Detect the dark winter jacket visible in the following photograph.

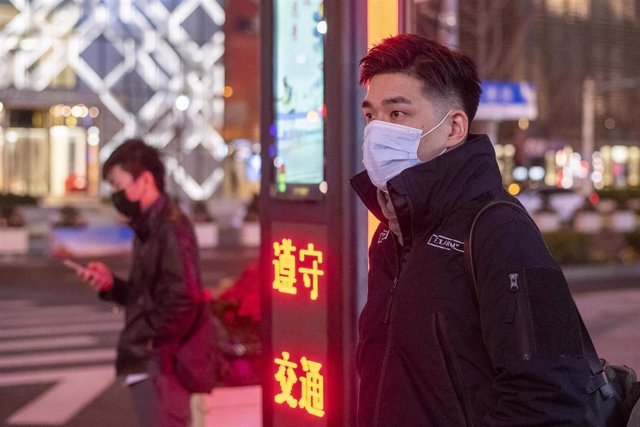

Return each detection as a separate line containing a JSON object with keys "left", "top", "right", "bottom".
{"left": 350, "top": 134, "right": 594, "bottom": 426}
{"left": 99, "top": 194, "right": 203, "bottom": 376}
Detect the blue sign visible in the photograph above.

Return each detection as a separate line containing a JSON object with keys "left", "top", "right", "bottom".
{"left": 50, "top": 225, "right": 133, "bottom": 257}
{"left": 476, "top": 81, "right": 538, "bottom": 121}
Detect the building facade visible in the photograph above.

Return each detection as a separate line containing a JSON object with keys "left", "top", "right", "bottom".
{"left": 0, "top": 0, "right": 260, "bottom": 203}
{"left": 412, "top": 0, "right": 640, "bottom": 190}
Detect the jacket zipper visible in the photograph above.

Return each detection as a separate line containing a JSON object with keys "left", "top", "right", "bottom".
{"left": 507, "top": 272, "right": 535, "bottom": 360}
{"left": 373, "top": 235, "right": 403, "bottom": 426}
{"left": 505, "top": 273, "right": 519, "bottom": 324}
{"left": 384, "top": 277, "right": 399, "bottom": 324}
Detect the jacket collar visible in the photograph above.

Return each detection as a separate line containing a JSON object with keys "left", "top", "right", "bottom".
{"left": 388, "top": 133, "right": 503, "bottom": 227}
{"left": 129, "top": 194, "right": 169, "bottom": 241}
{"left": 351, "top": 134, "right": 503, "bottom": 239}
{"left": 350, "top": 170, "right": 388, "bottom": 226}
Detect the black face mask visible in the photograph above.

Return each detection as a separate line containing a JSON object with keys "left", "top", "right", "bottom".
{"left": 111, "top": 189, "right": 141, "bottom": 218}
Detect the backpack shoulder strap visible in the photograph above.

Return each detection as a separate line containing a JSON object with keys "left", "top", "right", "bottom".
{"left": 463, "top": 199, "right": 615, "bottom": 399}
{"left": 463, "top": 200, "right": 526, "bottom": 301}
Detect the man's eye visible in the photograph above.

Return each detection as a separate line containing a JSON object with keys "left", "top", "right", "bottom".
{"left": 363, "top": 112, "right": 374, "bottom": 122}
{"left": 390, "top": 111, "right": 404, "bottom": 119}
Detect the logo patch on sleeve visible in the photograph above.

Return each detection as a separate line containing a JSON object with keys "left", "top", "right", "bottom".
{"left": 427, "top": 234, "right": 464, "bottom": 253}
{"left": 377, "top": 229, "right": 391, "bottom": 244}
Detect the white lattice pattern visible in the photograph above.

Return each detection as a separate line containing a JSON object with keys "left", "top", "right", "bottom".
{"left": 0, "top": 0, "right": 226, "bottom": 200}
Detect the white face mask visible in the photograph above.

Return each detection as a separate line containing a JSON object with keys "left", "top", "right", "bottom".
{"left": 362, "top": 110, "right": 452, "bottom": 191}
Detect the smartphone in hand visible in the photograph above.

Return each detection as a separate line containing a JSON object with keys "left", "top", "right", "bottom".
{"left": 62, "top": 259, "right": 92, "bottom": 276}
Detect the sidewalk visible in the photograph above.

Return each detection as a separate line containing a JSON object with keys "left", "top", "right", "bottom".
{"left": 563, "top": 262, "right": 640, "bottom": 293}
{"left": 192, "top": 386, "right": 262, "bottom": 427}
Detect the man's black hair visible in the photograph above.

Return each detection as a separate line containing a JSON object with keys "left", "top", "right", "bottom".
{"left": 360, "top": 33, "right": 482, "bottom": 122}
{"left": 102, "top": 138, "right": 166, "bottom": 194}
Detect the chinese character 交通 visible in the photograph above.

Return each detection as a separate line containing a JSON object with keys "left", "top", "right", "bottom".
{"left": 299, "top": 356, "right": 325, "bottom": 417}
{"left": 274, "top": 351, "right": 299, "bottom": 408}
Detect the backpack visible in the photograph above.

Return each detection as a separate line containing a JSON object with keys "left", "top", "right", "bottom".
{"left": 464, "top": 200, "right": 640, "bottom": 427}
{"left": 173, "top": 302, "right": 219, "bottom": 393}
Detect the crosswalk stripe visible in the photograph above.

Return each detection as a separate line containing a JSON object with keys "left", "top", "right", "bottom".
{"left": 0, "top": 299, "right": 125, "bottom": 425}
{"left": 1, "top": 365, "right": 116, "bottom": 425}
{"left": 0, "top": 312, "right": 123, "bottom": 327}
{"left": 0, "top": 365, "right": 114, "bottom": 386}
{"left": 0, "top": 335, "right": 99, "bottom": 353}
{"left": 0, "top": 299, "right": 35, "bottom": 309}
{"left": 0, "top": 348, "right": 116, "bottom": 368}
{"left": 0, "top": 305, "right": 107, "bottom": 320}
{"left": 0, "top": 322, "right": 123, "bottom": 339}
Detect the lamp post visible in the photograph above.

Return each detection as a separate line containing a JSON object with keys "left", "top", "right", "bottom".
{"left": 581, "top": 78, "right": 595, "bottom": 196}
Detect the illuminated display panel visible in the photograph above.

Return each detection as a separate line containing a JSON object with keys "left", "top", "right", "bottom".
{"left": 273, "top": 0, "right": 326, "bottom": 199}
{"left": 367, "top": 0, "right": 399, "bottom": 48}
{"left": 271, "top": 222, "right": 328, "bottom": 426}
{"left": 366, "top": 0, "right": 399, "bottom": 244}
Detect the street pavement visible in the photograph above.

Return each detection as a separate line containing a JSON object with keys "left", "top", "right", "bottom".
{"left": 1, "top": 246, "right": 639, "bottom": 426}
{"left": 0, "top": 244, "right": 260, "bottom": 427}
{"left": 574, "top": 288, "right": 640, "bottom": 370}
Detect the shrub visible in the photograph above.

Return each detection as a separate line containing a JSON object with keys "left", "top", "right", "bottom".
{"left": 597, "top": 188, "right": 639, "bottom": 207}
{"left": 625, "top": 230, "right": 640, "bottom": 258}
{"left": 0, "top": 193, "right": 38, "bottom": 207}
{"left": 543, "top": 230, "right": 591, "bottom": 265}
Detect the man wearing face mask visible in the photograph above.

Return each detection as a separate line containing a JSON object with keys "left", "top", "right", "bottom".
{"left": 350, "top": 34, "right": 596, "bottom": 426}
{"left": 78, "top": 138, "right": 203, "bottom": 426}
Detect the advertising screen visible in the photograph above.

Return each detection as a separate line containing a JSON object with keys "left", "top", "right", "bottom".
{"left": 273, "top": 0, "right": 325, "bottom": 199}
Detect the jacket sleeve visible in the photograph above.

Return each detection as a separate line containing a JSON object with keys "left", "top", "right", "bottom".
{"left": 145, "top": 221, "right": 201, "bottom": 342}
{"left": 472, "top": 211, "right": 592, "bottom": 426}
{"left": 99, "top": 276, "right": 128, "bottom": 306}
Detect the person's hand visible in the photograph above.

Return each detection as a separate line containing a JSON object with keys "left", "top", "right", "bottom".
{"left": 79, "top": 261, "right": 114, "bottom": 292}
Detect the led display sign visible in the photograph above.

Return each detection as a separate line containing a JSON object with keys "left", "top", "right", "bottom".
{"left": 270, "top": 222, "right": 328, "bottom": 426}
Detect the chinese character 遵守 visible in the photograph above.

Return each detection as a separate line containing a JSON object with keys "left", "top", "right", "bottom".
{"left": 298, "top": 243, "right": 324, "bottom": 301}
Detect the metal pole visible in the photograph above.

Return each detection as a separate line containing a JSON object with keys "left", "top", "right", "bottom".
{"left": 581, "top": 78, "right": 595, "bottom": 196}
{"left": 438, "top": 0, "right": 459, "bottom": 48}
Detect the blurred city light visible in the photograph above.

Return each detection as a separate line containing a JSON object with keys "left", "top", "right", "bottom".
{"left": 529, "top": 166, "right": 545, "bottom": 182}
{"left": 513, "top": 166, "right": 528, "bottom": 181}
{"left": 507, "top": 183, "right": 521, "bottom": 195}
{"left": 316, "top": 20, "right": 327, "bottom": 35}
{"left": 175, "top": 95, "right": 190, "bottom": 112}
{"left": 518, "top": 117, "right": 530, "bottom": 130}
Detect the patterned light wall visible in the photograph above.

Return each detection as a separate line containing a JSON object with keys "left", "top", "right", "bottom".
{"left": 0, "top": 0, "right": 226, "bottom": 200}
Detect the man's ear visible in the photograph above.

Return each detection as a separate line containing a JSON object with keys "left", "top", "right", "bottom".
{"left": 140, "top": 170, "right": 157, "bottom": 191}
{"left": 446, "top": 109, "right": 469, "bottom": 148}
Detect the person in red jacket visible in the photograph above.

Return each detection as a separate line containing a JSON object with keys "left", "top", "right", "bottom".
{"left": 78, "top": 139, "right": 204, "bottom": 426}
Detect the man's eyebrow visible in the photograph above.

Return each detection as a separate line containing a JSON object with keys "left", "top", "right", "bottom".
{"left": 382, "top": 96, "right": 412, "bottom": 105}
{"left": 361, "top": 96, "right": 413, "bottom": 109}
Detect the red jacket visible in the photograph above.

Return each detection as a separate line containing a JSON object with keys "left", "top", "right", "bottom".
{"left": 100, "top": 195, "right": 203, "bottom": 376}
